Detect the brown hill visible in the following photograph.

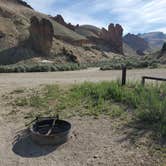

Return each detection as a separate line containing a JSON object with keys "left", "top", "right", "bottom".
{"left": 0, "top": 0, "right": 124, "bottom": 65}
{"left": 123, "top": 33, "right": 150, "bottom": 55}
{"left": 138, "top": 32, "right": 166, "bottom": 51}
{"left": 157, "top": 42, "right": 166, "bottom": 59}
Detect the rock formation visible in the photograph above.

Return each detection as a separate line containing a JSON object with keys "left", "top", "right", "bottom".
{"left": 138, "top": 32, "right": 166, "bottom": 50}
{"left": 123, "top": 33, "right": 149, "bottom": 55}
{"left": 161, "top": 42, "right": 166, "bottom": 53}
{"left": 158, "top": 42, "right": 166, "bottom": 58}
{"left": 16, "top": 0, "right": 33, "bottom": 9}
{"left": 53, "top": 15, "right": 77, "bottom": 31}
{"left": 100, "top": 23, "right": 123, "bottom": 54}
{"left": 0, "top": 31, "right": 5, "bottom": 38}
{"left": 29, "top": 16, "right": 54, "bottom": 56}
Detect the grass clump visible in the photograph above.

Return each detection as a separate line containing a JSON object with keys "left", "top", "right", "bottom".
{"left": 15, "top": 98, "right": 28, "bottom": 106}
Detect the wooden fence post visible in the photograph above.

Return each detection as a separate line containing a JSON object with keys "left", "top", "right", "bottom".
{"left": 142, "top": 77, "right": 145, "bottom": 85}
{"left": 122, "top": 66, "right": 126, "bottom": 86}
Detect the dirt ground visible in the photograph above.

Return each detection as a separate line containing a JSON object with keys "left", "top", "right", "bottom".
{"left": 0, "top": 68, "right": 165, "bottom": 92}
{"left": 0, "top": 68, "right": 166, "bottom": 166}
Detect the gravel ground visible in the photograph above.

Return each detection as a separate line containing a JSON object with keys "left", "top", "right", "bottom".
{"left": 0, "top": 68, "right": 165, "bottom": 93}
{"left": 0, "top": 68, "right": 165, "bottom": 166}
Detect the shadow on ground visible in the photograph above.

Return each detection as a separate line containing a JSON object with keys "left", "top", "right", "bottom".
{"left": 12, "top": 129, "right": 63, "bottom": 158}
{"left": 116, "top": 120, "right": 166, "bottom": 147}
{"left": 0, "top": 46, "right": 36, "bottom": 65}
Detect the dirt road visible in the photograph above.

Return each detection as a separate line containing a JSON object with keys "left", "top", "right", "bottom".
{"left": 0, "top": 68, "right": 165, "bottom": 166}
{"left": 0, "top": 68, "right": 165, "bottom": 92}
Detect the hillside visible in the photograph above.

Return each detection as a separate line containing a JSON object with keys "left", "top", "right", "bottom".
{"left": 75, "top": 25, "right": 101, "bottom": 38}
{"left": 138, "top": 32, "right": 166, "bottom": 51}
{"left": 0, "top": 0, "right": 125, "bottom": 65}
{"left": 123, "top": 33, "right": 150, "bottom": 55}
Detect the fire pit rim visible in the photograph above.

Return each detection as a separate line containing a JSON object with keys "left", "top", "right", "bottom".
{"left": 29, "top": 118, "right": 71, "bottom": 137}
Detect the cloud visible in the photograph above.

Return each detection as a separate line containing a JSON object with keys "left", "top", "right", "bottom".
{"left": 24, "top": 0, "right": 56, "bottom": 13}
{"left": 24, "top": 0, "right": 166, "bottom": 34}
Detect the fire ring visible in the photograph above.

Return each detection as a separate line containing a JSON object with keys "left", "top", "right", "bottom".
{"left": 29, "top": 116, "right": 71, "bottom": 145}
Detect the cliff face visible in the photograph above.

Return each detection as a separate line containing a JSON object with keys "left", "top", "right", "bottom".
{"left": 53, "top": 15, "right": 124, "bottom": 54}
{"left": 138, "top": 32, "right": 166, "bottom": 50}
{"left": 123, "top": 33, "right": 149, "bottom": 55}
{"left": 100, "top": 24, "right": 123, "bottom": 54}
{"left": 29, "top": 16, "right": 54, "bottom": 56}
{"left": 158, "top": 42, "right": 166, "bottom": 58}
{"left": 0, "top": 0, "right": 125, "bottom": 65}
{"left": 53, "top": 15, "right": 77, "bottom": 31}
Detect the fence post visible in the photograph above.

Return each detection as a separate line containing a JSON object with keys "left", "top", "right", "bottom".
{"left": 142, "top": 77, "right": 145, "bottom": 85}
{"left": 122, "top": 66, "right": 126, "bottom": 86}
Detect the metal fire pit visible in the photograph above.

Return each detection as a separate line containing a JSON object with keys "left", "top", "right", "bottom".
{"left": 29, "top": 116, "right": 71, "bottom": 145}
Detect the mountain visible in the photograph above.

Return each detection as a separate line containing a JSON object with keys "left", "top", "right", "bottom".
{"left": 0, "top": 0, "right": 124, "bottom": 65}
{"left": 123, "top": 33, "right": 150, "bottom": 55}
{"left": 157, "top": 42, "right": 166, "bottom": 59}
{"left": 138, "top": 32, "right": 166, "bottom": 51}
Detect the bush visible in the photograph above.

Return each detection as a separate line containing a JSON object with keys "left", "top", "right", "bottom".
{"left": 100, "top": 57, "right": 159, "bottom": 70}
{"left": 0, "top": 56, "right": 160, "bottom": 73}
{"left": 0, "top": 63, "right": 87, "bottom": 73}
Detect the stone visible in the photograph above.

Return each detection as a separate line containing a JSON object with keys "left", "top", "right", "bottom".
{"left": 123, "top": 33, "right": 149, "bottom": 55}
{"left": 53, "top": 14, "right": 76, "bottom": 31}
{"left": 29, "top": 16, "right": 54, "bottom": 56}
{"left": 158, "top": 42, "right": 166, "bottom": 58}
{"left": 100, "top": 23, "right": 123, "bottom": 54}
{"left": 161, "top": 42, "right": 166, "bottom": 53}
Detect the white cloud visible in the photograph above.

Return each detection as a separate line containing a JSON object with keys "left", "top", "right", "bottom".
{"left": 24, "top": 0, "right": 166, "bottom": 34}
{"left": 24, "top": 0, "right": 56, "bottom": 13}
{"left": 58, "top": 11, "right": 104, "bottom": 28}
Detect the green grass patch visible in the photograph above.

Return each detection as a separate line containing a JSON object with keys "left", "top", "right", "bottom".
{"left": 13, "top": 81, "right": 166, "bottom": 137}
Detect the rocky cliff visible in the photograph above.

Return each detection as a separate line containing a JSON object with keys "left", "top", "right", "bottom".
{"left": 0, "top": 0, "right": 125, "bottom": 65}
{"left": 123, "top": 33, "right": 149, "bottom": 55}
{"left": 138, "top": 32, "right": 166, "bottom": 51}
{"left": 29, "top": 16, "right": 54, "bottom": 56}
{"left": 100, "top": 24, "right": 123, "bottom": 54}
{"left": 53, "top": 15, "right": 78, "bottom": 31}
{"left": 158, "top": 42, "right": 166, "bottom": 58}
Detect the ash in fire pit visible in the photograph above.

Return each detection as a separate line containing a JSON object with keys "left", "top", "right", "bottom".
{"left": 29, "top": 116, "right": 71, "bottom": 145}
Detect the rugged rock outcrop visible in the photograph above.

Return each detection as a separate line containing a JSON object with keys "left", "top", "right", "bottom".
{"left": 100, "top": 23, "right": 123, "bottom": 54}
{"left": 53, "top": 14, "right": 78, "bottom": 31}
{"left": 161, "top": 42, "right": 166, "bottom": 53}
{"left": 0, "top": 31, "right": 5, "bottom": 38}
{"left": 138, "top": 32, "right": 166, "bottom": 50}
{"left": 123, "top": 33, "right": 149, "bottom": 55}
{"left": 29, "top": 16, "right": 54, "bottom": 56}
{"left": 16, "top": 0, "right": 33, "bottom": 9}
{"left": 158, "top": 42, "right": 166, "bottom": 58}
{"left": 1, "top": 0, "right": 33, "bottom": 9}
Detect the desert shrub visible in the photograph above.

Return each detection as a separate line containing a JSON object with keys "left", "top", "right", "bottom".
{"left": 83, "top": 46, "right": 91, "bottom": 51}
{"left": 149, "top": 63, "right": 158, "bottom": 69}
{"left": 14, "top": 65, "right": 26, "bottom": 72}
{"left": 0, "top": 63, "right": 88, "bottom": 73}
{"left": 100, "top": 57, "right": 159, "bottom": 71}
{"left": 0, "top": 56, "right": 160, "bottom": 73}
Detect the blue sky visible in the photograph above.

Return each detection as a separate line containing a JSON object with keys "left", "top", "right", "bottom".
{"left": 24, "top": 0, "right": 166, "bottom": 34}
